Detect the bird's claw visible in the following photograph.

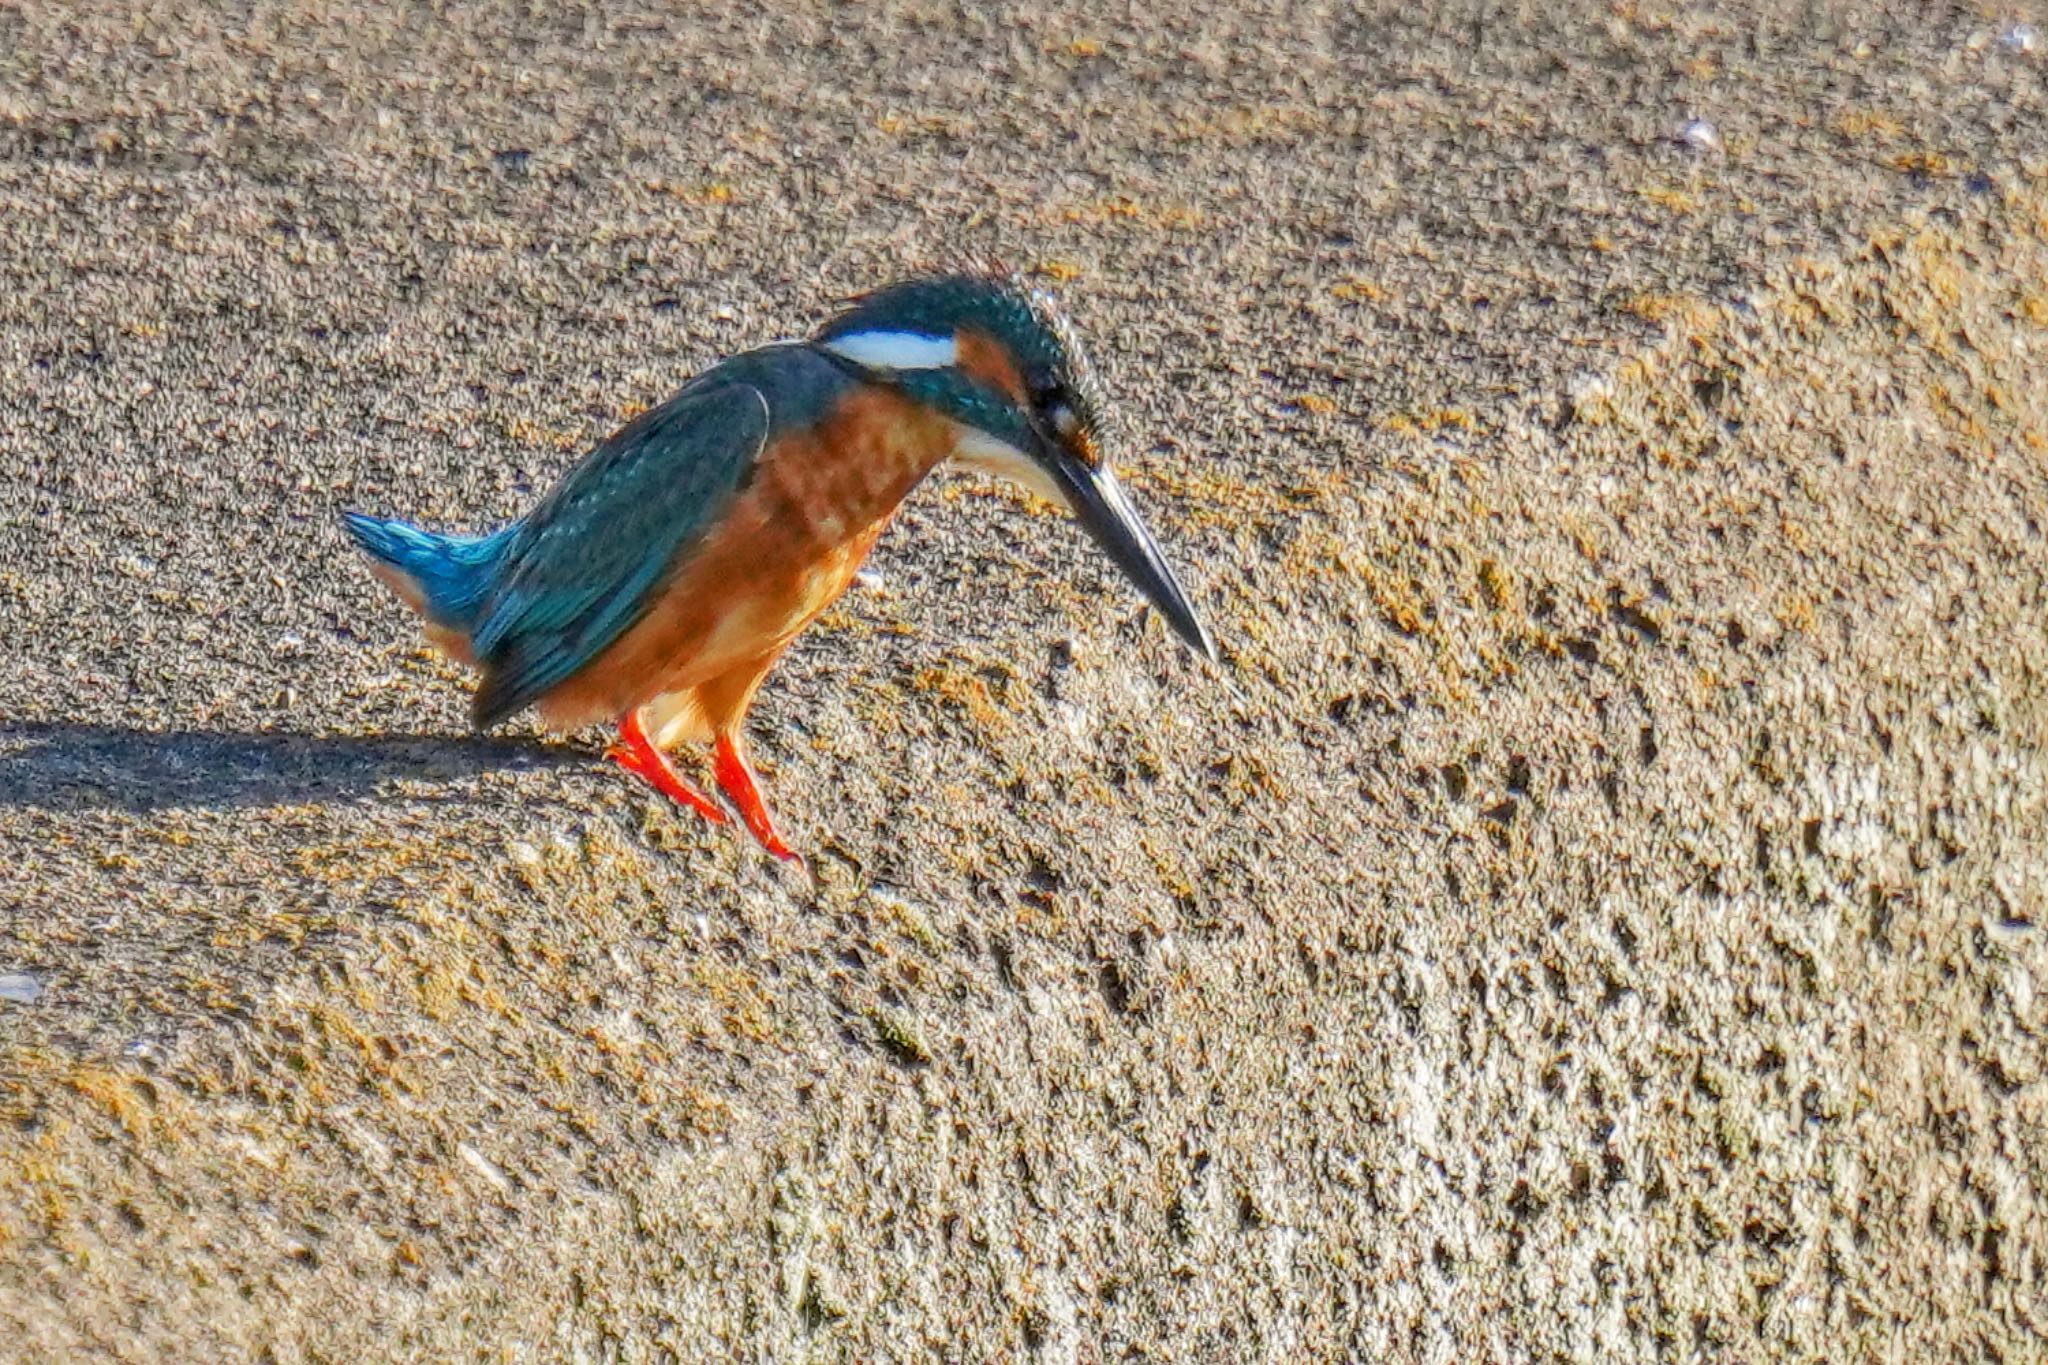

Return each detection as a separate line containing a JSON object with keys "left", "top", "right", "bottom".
{"left": 609, "top": 720, "right": 727, "bottom": 826}
{"left": 609, "top": 714, "right": 806, "bottom": 866}
{"left": 713, "top": 734, "right": 803, "bottom": 865}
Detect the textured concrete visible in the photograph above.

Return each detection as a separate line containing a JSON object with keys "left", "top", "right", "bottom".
{"left": 2, "top": 2, "right": 2046, "bottom": 1360}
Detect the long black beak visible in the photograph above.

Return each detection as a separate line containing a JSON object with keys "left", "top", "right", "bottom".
{"left": 1047, "top": 451, "right": 1218, "bottom": 662}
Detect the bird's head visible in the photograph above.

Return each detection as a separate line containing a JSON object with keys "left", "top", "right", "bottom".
{"left": 816, "top": 272, "right": 1217, "bottom": 662}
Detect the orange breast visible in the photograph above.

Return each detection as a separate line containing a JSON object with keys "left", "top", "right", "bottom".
{"left": 535, "top": 386, "right": 956, "bottom": 729}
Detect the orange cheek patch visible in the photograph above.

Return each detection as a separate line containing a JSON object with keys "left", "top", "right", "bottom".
{"left": 954, "top": 327, "right": 1027, "bottom": 404}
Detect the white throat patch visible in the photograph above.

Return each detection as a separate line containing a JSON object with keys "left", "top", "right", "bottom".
{"left": 950, "top": 425, "right": 1066, "bottom": 505}
{"left": 822, "top": 329, "right": 958, "bottom": 371}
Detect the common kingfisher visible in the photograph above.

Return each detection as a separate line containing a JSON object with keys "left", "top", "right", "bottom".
{"left": 342, "top": 273, "right": 1216, "bottom": 861}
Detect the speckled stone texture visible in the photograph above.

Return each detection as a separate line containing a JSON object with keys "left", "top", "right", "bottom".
{"left": 2, "top": 3, "right": 2045, "bottom": 1360}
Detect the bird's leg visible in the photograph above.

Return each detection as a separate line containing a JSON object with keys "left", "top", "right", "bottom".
{"left": 712, "top": 732, "right": 801, "bottom": 864}
{"left": 607, "top": 709, "right": 727, "bottom": 826}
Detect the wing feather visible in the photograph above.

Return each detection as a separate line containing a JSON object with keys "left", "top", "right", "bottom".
{"left": 468, "top": 382, "right": 772, "bottom": 728}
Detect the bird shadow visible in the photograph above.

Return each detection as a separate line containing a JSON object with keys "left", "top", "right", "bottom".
{"left": 0, "top": 722, "right": 591, "bottom": 815}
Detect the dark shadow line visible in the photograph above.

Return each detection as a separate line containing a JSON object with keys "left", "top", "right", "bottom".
{"left": 0, "top": 722, "right": 592, "bottom": 815}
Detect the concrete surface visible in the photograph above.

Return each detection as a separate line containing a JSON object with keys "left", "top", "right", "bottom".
{"left": 2, "top": 2, "right": 2046, "bottom": 1360}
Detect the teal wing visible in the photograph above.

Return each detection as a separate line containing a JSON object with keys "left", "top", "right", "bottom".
{"left": 468, "top": 382, "right": 772, "bottom": 728}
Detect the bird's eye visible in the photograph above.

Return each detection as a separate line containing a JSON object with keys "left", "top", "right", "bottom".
{"left": 1031, "top": 376, "right": 1076, "bottom": 427}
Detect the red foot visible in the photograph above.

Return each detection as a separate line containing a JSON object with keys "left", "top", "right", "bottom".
{"left": 607, "top": 710, "right": 726, "bottom": 826}
{"left": 713, "top": 733, "right": 802, "bottom": 864}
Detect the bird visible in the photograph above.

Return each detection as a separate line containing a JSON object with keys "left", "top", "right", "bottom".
{"left": 342, "top": 272, "right": 1217, "bottom": 862}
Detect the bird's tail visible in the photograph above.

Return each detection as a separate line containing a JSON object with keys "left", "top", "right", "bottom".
{"left": 339, "top": 511, "right": 516, "bottom": 635}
